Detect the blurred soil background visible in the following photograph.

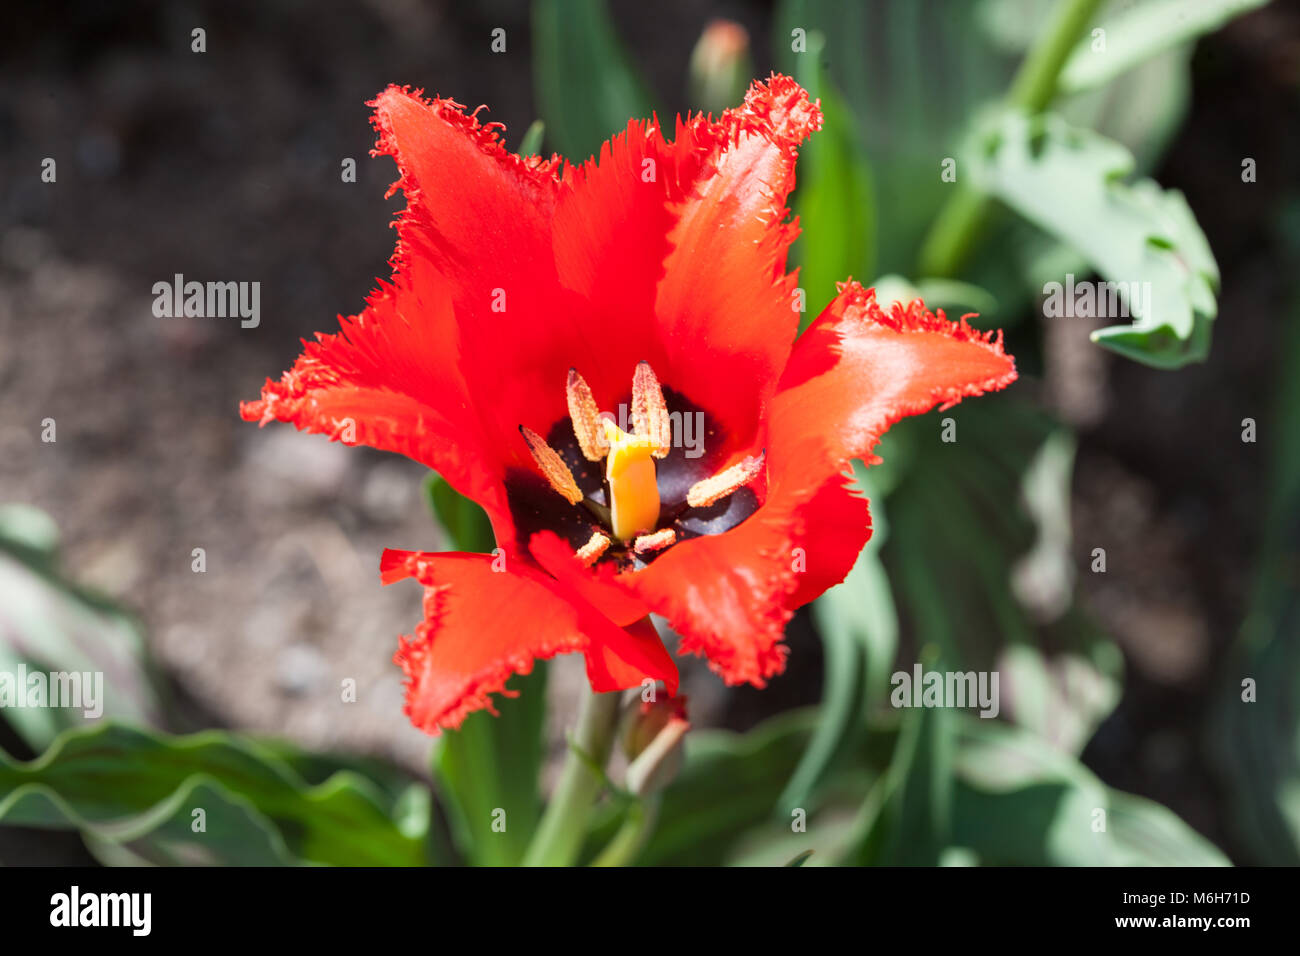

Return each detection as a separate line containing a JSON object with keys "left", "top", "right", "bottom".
{"left": 1, "top": 0, "right": 1298, "bottom": 862}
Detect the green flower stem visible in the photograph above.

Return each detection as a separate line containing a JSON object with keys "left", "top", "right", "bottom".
{"left": 916, "top": 0, "right": 1105, "bottom": 278}
{"left": 590, "top": 796, "right": 660, "bottom": 868}
{"left": 522, "top": 685, "right": 622, "bottom": 866}
{"left": 917, "top": 186, "right": 992, "bottom": 282}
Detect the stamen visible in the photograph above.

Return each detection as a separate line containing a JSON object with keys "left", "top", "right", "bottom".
{"left": 633, "top": 528, "right": 676, "bottom": 554}
{"left": 603, "top": 419, "right": 661, "bottom": 541}
{"left": 566, "top": 368, "right": 607, "bottom": 462}
{"left": 576, "top": 530, "right": 612, "bottom": 567}
{"left": 520, "top": 425, "right": 584, "bottom": 505}
{"left": 632, "top": 361, "right": 672, "bottom": 459}
{"left": 686, "top": 451, "right": 766, "bottom": 508}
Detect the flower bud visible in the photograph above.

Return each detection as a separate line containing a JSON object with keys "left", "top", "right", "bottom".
{"left": 689, "top": 20, "right": 753, "bottom": 117}
{"left": 622, "top": 694, "right": 690, "bottom": 798}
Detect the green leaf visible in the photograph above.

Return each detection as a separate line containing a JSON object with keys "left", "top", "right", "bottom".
{"left": 1106, "top": 790, "right": 1234, "bottom": 866}
{"left": 778, "top": 589, "right": 864, "bottom": 814}
{"left": 849, "top": 663, "right": 955, "bottom": 866}
{"left": 532, "top": 0, "right": 656, "bottom": 161}
{"left": 1063, "top": 43, "right": 1192, "bottom": 176}
{"left": 9, "top": 777, "right": 300, "bottom": 866}
{"left": 1000, "top": 430, "right": 1120, "bottom": 750}
{"left": 1061, "top": 0, "right": 1268, "bottom": 178}
{"left": 789, "top": 32, "right": 876, "bottom": 321}
{"left": 981, "top": 45, "right": 1198, "bottom": 317}
{"left": 252, "top": 741, "right": 432, "bottom": 824}
{"left": 1017, "top": 405, "right": 1073, "bottom": 579}
{"left": 952, "top": 718, "right": 1228, "bottom": 865}
{"left": 0, "top": 503, "right": 59, "bottom": 570}
{"left": 723, "top": 809, "right": 861, "bottom": 867}
{"left": 0, "top": 723, "right": 429, "bottom": 866}
{"left": 883, "top": 397, "right": 1123, "bottom": 751}
{"left": 780, "top": 466, "right": 897, "bottom": 812}
{"left": 517, "top": 120, "right": 546, "bottom": 157}
{"left": 1210, "top": 267, "right": 1300, "bottom": 864}
{"left": 432, "top": 667, "right": 548, "bottom": 866}
{"left": 0, "top": 507, "right": 169, "bottom": 752}
{"left": 1060, "top": 0, "right": 1268, "bottom": 94}
{"left": 1212, "top": 617, "right": 1300, "bottom": 864}
{"left": 873, "top": 272, "right": 1005, "bottom": 330}
{"left": 907, "top": 278, "right": 1000, "bottom": 318}
{"left": 972, "top": 110, "right": 1220, "bottom": 368}
{"left": 422, "top": 473, "right": 495, "bottom": 553}
{"left": 922, "top": 23, "right": 1197, "bottom": 316}
{"left": 997, "top": 639, "right": 1123, "bottom": 755}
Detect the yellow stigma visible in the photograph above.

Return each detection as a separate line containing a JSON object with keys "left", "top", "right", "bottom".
{"left": 602, "top": 419, "right": 660, "bottom": 541}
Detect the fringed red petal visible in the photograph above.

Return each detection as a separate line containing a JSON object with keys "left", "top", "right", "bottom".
{"left": 238, "top": 255, "right": 508, "bottom": 519}
{"left": 383, "top": 550, "right": 584, "bottom": 733}
{"left": 369, "top": 85, "right": 563, "bottom": 282}
{"left": 776, "top": 281, "right": 1019, "bottom": 469}
{"left": 381, "top": 548, "right": 673, "bottom": 733}
{"left": 368, "top": 86, "right": 582, "bottom": 465}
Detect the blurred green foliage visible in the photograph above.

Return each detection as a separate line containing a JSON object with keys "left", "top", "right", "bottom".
{"left": 0, "top": 723, "right": 430, "bottom": 866}
{"left": 0, "top": 505, "right": 168, "bottom": 752}
{"left": 969, "top": 111, "right": 1219, "bottom": 366}
{"left": 1209, "top": 209, "right": 1300, "bottom": 865}
{"left": 532, "top": 0, "right": 656, "bottom": 162}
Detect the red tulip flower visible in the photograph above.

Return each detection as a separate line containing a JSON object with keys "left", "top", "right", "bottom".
{"left": 242, "top": 75, "right": 1016, "bottom": 735}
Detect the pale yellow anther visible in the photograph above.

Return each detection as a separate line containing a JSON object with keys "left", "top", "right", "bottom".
{"left": 632, "top": 361, "right": 672, "bottom": 458}
{"left": 633, "top": 528, "right": 676, "bottom": 555}
{"left": 520, "top": 425, "right": 584, "bottom": 505}
{"left": 602, "top": 419, "right": 660, "bottom": 541}
{"left": 566, "top": 368, "right": 607, "bottom": 462}
{"left": 686, "top": 451, "right": 766, "bottom": 508}
{"left": 576, "top": 530, "right": 612, "bottom": 567}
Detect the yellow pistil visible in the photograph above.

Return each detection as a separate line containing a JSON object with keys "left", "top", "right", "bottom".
{"left": 602, "top": 419, "right": 660, "bottom": 541}
{"left": 686, "top": 451, "right": 766, "bottom": 508}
